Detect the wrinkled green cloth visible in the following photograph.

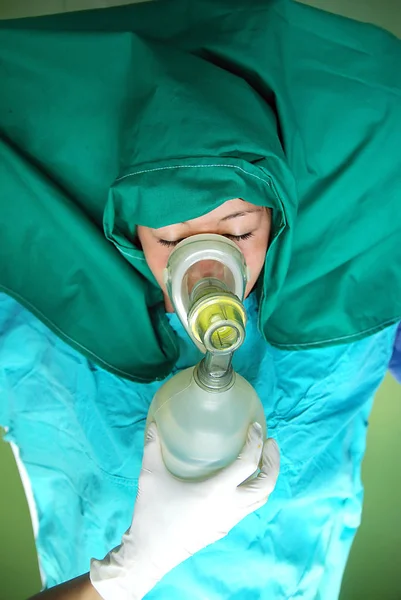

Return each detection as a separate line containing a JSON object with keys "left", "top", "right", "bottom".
{"left": 1, "top": 0, "right": 401, "bottom": 382}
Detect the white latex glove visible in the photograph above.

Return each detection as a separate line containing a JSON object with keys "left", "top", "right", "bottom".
{"left": 90, "top": 422, "right": 280, "bottom": 600}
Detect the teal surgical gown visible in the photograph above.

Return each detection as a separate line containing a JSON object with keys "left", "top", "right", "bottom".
{"left": 0, "top": 292, "right": 397, "bottom": 598}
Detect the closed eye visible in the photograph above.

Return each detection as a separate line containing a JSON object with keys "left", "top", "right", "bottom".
{"left": 226, "top": 232, "right": 255, "bottom": 242}
{"left": 157, "top": 232, "right": 255, "bottom": 248}
{"left": 157, "top": 238, "right": 184, "bottom": 248}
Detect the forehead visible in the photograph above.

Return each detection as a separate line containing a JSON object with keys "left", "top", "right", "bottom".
{"left": 154, "top": 198, "right": 260, "bottom": 232}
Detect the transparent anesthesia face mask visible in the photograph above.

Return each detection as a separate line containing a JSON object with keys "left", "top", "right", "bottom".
{"left": 163, "top": 234, "right": 249, "bottom": 354}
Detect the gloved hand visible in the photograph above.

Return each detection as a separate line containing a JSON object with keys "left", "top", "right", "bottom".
{"left": 90, "top": 422, "right": 280, "bottom": 600}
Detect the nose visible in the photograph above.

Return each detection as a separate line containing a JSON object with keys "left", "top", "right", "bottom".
{"left": 186, "top": 260, "right": 225, "bottom": 293}
{"left": 195, "top": 260, "right": 225, "bottom": 280}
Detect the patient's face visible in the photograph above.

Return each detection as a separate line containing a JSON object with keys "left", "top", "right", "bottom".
{"left": 137, "top": 199, "right": 271, "bottom": 312}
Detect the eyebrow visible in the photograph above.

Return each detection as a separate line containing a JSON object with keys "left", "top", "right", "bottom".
{"left": 179, "top": 207, "right": 263, "bottom": 226}
{"left": 218, "top": 208, "right": 263, "bottom": 222}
